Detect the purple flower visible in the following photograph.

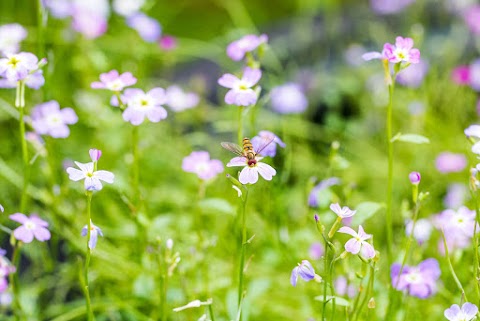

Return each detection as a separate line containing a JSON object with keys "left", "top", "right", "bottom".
{"left": 435, "top": 152, "right": 467, "bottom": 173}
{"left": 444, "top": 302, "right": 478, "bottom": 321}
{"left": 397, "top": 59, "right": 428, "bottom": 88}
{"left": 182, "top": 151, "right": 224, "bottom": 180}
{"left": 405, "top": 218, "right": 433, "bottom": 244}
{"left": 369, "top": 0, "right": 415, "bottom": 15}
{"left": 66, "top": 161, "right": 114, "bottom": 191}
{"left": 226, "top": 155, "right": 276, "bottom": 185}
{"left": 0, "top": 23, "right": 27, "bottom": 55}
{"left": 334, "top": 276, "right": 357, "bottom": 298}
{"left": 127, "top": 13, "right": 162, "bottom": 42}
{"left": 433, "top": 206, "right": 478, "bottom": 253}
{"left": 91, "top": 70, "right": 137, "bottom": 92}
{"left": 81, "top": 221, "right": 103, "bottom": 249}
{"left": 308, "top": 177, "right": 341, "bottom": 207}
{"left": 165, "top": 85, "right": 200, "bottom": 112}
{"left": 122, "top": 88, "right": 168, "bottom": 125}
{"left": 89, "top": 149, "right": 102, "bottom": 162}
{"left": 309, "top": 242, "right": 324, "bottom": 260}
{"left": 31, "top": 100, "right": 78, "bottom": 138}
{"left": 270, "top": 83, "right": 308, "bottom": 114}
{"left": 290, "top": 260, "right": 315, "bottom": 287}
{"left": 159, "top": 35, "right": 177, "bottom": 51}
{"left": 391, "top": 258, "right": 441, "bottom": 298}
{"left": 338, "top": 225, "right": 376, "bottom": 259}
{"left": 0, "top": 253, "right": 14, "bottom": 294}
{"left": 43, "top": 0, "right": 73, "bottom": 18}
{"left": 330, "top": 203, "right": 356, "bottom": 218}
{"left": 0, "top": 69, "right": 45, "bottom": 90}
{"left": 226, "top": 34, "right": 268, "bottom": 61}
{"left": 383, "top": 37, "right": 420, "bottom": 64}
{"left": 218, "top": 67, "right": 261, "bottom": 106}
{"left": 409, "top": 171, "right": 421, "bottom": 185}
{"left": 9, "top": 213, "right": 51, "bottom": 243}
{"left": 464, "top": 5, "right": 480, "bottom": 35}
{"left": 251, "top": 130, "right": 285, "bottom": 158}
{"left": 0, "top": 52, "right": 40, "bottom": 82}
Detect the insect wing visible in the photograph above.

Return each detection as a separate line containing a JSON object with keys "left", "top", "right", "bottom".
{"left": 253, "top": 136, "right": 275, "bottom": 156}
{"left": 221, "top": 142, "right": 244, "bottom": 156}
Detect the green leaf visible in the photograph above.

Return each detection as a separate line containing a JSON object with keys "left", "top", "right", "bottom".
{"left": 314, "top": 295, "right": 350, "bottom": 306}
{"left": 351, "top": 202, "right": 384, "bottom": 225}
{"left": 392, "top": 133, "right": 430, "bottom": 144}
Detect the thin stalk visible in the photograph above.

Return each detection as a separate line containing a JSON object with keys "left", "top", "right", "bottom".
{"left": 441, "top": 228, "right": 468, "bottom": 302}
{"left": 84, "top": 193, "right": 94, "bottom": 321}
{"left": 473, "top": 190, "right": 480, "bottom": 305}
{"left": 10, "top": 243, "right": 24, "bottom": 321}
{"left": 16, "top": 81, "right": 29, "bottom": 213}
{"left": 322, "top": 237, "right": 329, "bottom": 320}
{"left": 208, "top": 303, "right": 216, "bottom": 321}
{"left": 385, "top": 82, "right": 394, "bottom": 265}
{"left": 237, "top": 188, "right": 249, "bottom": 317}
{"left": 132, "top": 126, "right": 140, "bottom": 208}
{"left": 395, "top": 202, "right": 420, "bottom": 289}
{"left": 354, "top": 263, "right": 375, "bottom": 321}
{"left": 329, "top": 257, "right": 340, "bottom": 321}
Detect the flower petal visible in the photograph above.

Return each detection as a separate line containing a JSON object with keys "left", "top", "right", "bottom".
{"left": 95, "top": 170, "right": 114, "bottom": 184}
{"left": 66, "top": 167, "right": 86, "bottom": 181}
{"left": 344, "top": 238, "right": 361, "bottom": 254}
{"left": 9, "top": 213, "right": 28, "bottom": 224}
{"left": 13, "top": 226, "right": 34, "bottom": 243}
{"left": 239, "top": 167, "right": 258, "bottom": 184}
{"left": 338, "top": 226, "right": 356, "bottom": 237}
{"left": 218, "top": 74, "right": 239, "bottom": 88}
{"left": 444, "top": 304, "right": 461, "bottom": 320}
{"left": 227, "top": 157, "right": 247, "bottom": 167}
{"left": 256, "top": 162, "right": 276, "bottom": 180}
{"left": 290, "top": 266, "right": 299, "bottom": 287}
{"left": 85, "top": 177, "right": 103, "bottom": 191}
{"left": 242, "top": 67, "right": 262, "bottom": 86}
{"left": 33, "top": 227, "right": 51, "bottom": 242}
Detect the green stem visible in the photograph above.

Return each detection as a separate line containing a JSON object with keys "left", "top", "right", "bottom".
{"left": 84, "top": 193, "right": 93, "bottom": 321}
{"left": 395, "top": 202, "right": 420, "bottom": 289}
{"left": 386, "top": 82, "right": 394, "bottom": 266}
{"left": 17, "top": 81, "right": 29, "bottom": 213}
{"left": 132, "top": 126, "right": 140, "bottom": 208}
{"left": 354, "top": 263, "right": 375, "bottom": 321}
{"left": 209, "top": 303, "right": 216, "bottom": 321}
{"left": 322, "top": 237, "right": 329, "bottom": 320}
{"left": 10, "top": 243, "right": 24, "bottom": 320}
{"left": 237, "top": 188, "right": 249, "bottom": 318}
{"left": 441, "top": 228, "right": 468, "bottom": 302}
{"left": 473, "top": 190, "right": 480, "bottom": 305}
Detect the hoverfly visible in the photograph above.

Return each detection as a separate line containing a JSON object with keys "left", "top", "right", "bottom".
{"left": 221, "top": 137, "right": 274, "bottom": 167}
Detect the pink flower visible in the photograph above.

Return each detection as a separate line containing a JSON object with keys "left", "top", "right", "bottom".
{"left": 10, "top": 213, "right": 51, "bottom": 243}
{"left": 330, "top": 203, "right": 356, "bottom": 218}
{"left": 89, "top": 149, "right": 102, "bottom": 162}
{"left": 182, "top": 151, "right": 224, "bottom": 180}
{"left": 409, "top": 171, "right": 421, "bottom": 184}
{"left": 159, "top": 35, "right": 177, "bottom": 51}
{"left": 338, "top": 225, "right": 376, "bottom": 259}
{"left": 226, "top": 34, "right": 268, "bottom": 61}
{"left": 31, "top": 100, "right": 78, "bottom": 138}
{"left": 0, "top": 52, "right": 40, "bottom": 82}
{"left": 218, "top": 67, "right": 261, "bottom": 106}
{"left": 66, "top": 161, "right": 114, "bottom": 191}
{"left": 127, "top": 13, "right": 161, "bottom": 42}
{"left": 435, "top": 152, "right": 467, "bottom": 173}
{"left": 383, "top": 36, "right": 420, "bottom": 64}
{"left": 290, "top": 260, "right": 315, "bottom": 287}
{"left": 91, "top": 70, "right": 137, "bottom": 92}
{"left": 122, "top": 88, "right": 168, "bottom": 125}
{"left": 270, "top": 83, "right": 308, "bottom": 114}
{"left": 251, "top": 130, "right": 285, "bottom": 158}
{"left": 391, "top": 258, "right": 440, "bottom": 298}
{"left": 451, "top": 65, "right": 470, "bottom": 85}
{"left": 226, "top": 154, "right": 276, "bottom": 185}
{"left": 165, "top": 85, "right": 199, "bottom": 112}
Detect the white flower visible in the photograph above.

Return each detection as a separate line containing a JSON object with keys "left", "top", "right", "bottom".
{"left": 329, "top": 203, "right": 356, "bottom": 218}
{"left": 226, "top": 155, "right": 276, "bottom": 185}
{"left": 66, "top": 161, "right": 114, "bottom": 191}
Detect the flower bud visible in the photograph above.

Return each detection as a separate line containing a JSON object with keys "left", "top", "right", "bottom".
{"left": 89, "top": 148, "right": 102, "bottom": 162}
{"left": 409, "top": 171, "right": 421, "bottom": 185}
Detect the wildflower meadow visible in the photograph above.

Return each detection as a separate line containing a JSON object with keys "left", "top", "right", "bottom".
{"left": 2, "top": 0, "right": 480, "bottom": 320}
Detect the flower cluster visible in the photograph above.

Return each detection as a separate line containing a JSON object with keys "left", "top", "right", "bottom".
{"left": 92, "top": 70, "right": 169, "bottom": 126}
{"left": 0, "top": 52, "right": 46, "bottom": 88}
{"left": 391, "top": 258, "right": 441, "bottom": 298}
